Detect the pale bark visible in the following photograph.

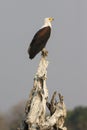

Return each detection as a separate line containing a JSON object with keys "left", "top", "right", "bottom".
{"left": 19, "top": 50, "right": 67, "bottom": 130}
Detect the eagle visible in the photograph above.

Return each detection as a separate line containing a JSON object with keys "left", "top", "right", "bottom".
{"left": 28, "top": 17, "right": 54, "bottom": 59}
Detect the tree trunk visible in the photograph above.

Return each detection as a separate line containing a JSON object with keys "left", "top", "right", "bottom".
{"left": 19, "top": 49, "right": 67, "bottom": 130}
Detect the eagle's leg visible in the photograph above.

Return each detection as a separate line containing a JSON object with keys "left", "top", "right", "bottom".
{"left": 41, "top": 48, "right": 48, "bottom": 57}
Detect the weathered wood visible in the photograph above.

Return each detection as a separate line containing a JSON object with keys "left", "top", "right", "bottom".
{"left": 25, "top": 49, "right": 48, "bottom": 130}
{"left": 20, "top": 50, "right": 67, "bottom": 130}
{"left": 41, "top": 93, "right": 67, "bottom": 130}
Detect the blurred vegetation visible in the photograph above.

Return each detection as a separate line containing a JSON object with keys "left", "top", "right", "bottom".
{"left": 65, "top": 106, "right": 87, "bottom": 130}
{"left": 0, "top": 102, "right": 87, "bottom": 130}
{"left": 0, "top": 101, "right": 25, "bottom": 130}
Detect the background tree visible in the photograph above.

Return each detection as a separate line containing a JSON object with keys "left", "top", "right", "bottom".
{"left": 66, "top": 106, "right": 87, "bottom": 130}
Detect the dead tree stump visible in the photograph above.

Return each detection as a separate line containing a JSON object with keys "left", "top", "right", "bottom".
{"left": 19, "top": 49, "right": 67, "bottom": 130}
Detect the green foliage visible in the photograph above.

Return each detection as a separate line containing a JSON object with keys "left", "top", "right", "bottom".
{"left": 65, "top": 106, "right": 87, "bottom": 130}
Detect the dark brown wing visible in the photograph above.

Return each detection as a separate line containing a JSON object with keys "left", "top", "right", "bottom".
{"left": 28, "top": 26, "right": 51, "bottom": 59}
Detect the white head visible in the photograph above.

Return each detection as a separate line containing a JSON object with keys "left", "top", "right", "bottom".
{"left": 42, "top": 17, "right": 54, "bottom": 28}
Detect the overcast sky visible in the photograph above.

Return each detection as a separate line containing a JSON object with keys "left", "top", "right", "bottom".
{"left": 0, "top": 0, "right": 87, "bottom": 112}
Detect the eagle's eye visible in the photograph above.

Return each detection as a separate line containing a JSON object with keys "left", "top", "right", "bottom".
{"left": 49, "top": 18, "right": 54, "bottom": 21}
{"left": 49, "top": 18, "right": 52, "bottom": 21}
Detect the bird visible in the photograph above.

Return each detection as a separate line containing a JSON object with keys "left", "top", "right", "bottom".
{"left": 28, "top": 17, "right": 54, "bottom": 59}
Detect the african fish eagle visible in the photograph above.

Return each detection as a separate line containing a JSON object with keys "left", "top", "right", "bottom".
{"left": 28, "top": 17, "right": 54, "bottom": 59}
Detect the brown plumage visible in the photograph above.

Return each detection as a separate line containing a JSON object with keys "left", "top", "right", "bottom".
{"left": 27, "top": 17, "right": 54, "bottom": 59}
{"left": 28, "top": 26, "right": 51, "bottom": 59}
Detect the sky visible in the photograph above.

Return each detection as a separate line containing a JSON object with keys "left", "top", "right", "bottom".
{"left": 0, "top": 0, "right": 87, "bottom": 112}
